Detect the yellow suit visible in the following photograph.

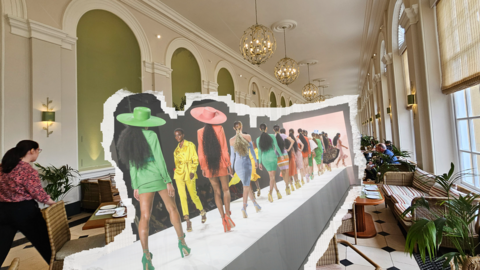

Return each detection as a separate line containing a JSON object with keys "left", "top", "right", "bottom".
{"left": 174, "top": 140, "right": 203, "bottom": 216}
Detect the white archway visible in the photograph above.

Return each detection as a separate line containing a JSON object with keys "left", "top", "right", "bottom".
{"left": 214, "top": 60, "right": 238, "bottom": 95}
{"left": 248, "top": 76, "right": 263, "bottom": 106}
{"left": 63, "top": 0, "right": 152, "bottom": 62}
{"left": 165, "top": 37, "right": 208, "bottom": 83}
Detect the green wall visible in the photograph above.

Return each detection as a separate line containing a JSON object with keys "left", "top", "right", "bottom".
{"left": 270, "top": 92, "right": 277, "bottom": 107}
{"left": 217, "top": 68, "right": 234, "bottom": 101}
{"left": 289, "top": 101, "right": 293, "bottom": 106}
{"left": 281, "top": 97, "right": 286, "bottom": 107}
{"left": 77, "top": 10, "right": 141, "bottom": 171}
{"left": 172, "top": 48, "right": 201, "bottom": 107}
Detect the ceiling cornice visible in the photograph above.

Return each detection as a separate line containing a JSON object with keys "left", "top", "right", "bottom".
{"left": 120, "top": 0, "right": 305, "bottom": 101}
{"left": 356, "top": 0, "right": 388, "bottom": 94}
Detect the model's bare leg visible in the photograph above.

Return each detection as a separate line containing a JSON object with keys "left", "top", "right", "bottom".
{"left": 219, "top": 175, "right": 231, "bottom": 217}
{"left": 209, "top": 177, "right": 225, "bottom": 218}
{"left": 139, "top": 192, "right": 154, "bottom": 262}
{"left": 158, "top": 190, "right": 186, "bottom": 245}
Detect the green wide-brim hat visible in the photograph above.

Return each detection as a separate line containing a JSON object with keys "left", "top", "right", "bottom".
{"left": 116, "top": 107, "right": 166, "bottom": 127}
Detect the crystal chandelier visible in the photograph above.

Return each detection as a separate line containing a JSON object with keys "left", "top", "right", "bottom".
{"left": 274, "top": 27, "right": 299, "bottom": 85}
{"left": 302, "top": 63, "right": 318, "bottom": 102}
{"left": 239, "top": 0, "right": 276, "bottom": 65}
{"left": 315, "top": 85, "right": 332, "bottom": 102}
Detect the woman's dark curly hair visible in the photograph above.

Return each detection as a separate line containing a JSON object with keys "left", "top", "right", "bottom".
{"left": 288, "top": 129, "right": 299, "bottom": 152}
{"left": 117, "top": 126, "right": 151, "bottom": 170}
{"left": 1, "top": 140, "right": 39, "bottom": 174}
{"left": 298, "top": 128, "right": 309, "bottom": 153}
{"left": 323, "top": 133, "right": 330, "bottom": 150}
{"left": 273, "top": 125, "right": 285, "bottom": 152}
{"left": 258, "top": 123, "right": 273, "bottom": 152}
{"left": 333, "top": 133, "right": 341, "bottom": 147}
{"left": 203, "top": 124, "right": 221, "bottom": 176}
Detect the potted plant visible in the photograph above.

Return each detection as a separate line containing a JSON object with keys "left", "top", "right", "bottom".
{"left": 35, "top": 163, "right": 80, "bottom": 202}
{"left": 402, "top": 163, "right": 479, "bottom": 270}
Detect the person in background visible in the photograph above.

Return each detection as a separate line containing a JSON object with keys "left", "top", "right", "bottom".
{"left": 312, "top": 131, "right": 325, "bottom": 176}
{"left": 0, "top": 140, "right": 57, "bottom": 267}
{"left": 173, "top": 128, "right": 206, "bottom": 233}
{"left": 273, "top": 125, "right": 294, "bottom": 195}
{"left": 303, "top": 130, "right": 317, "bottom": 181}
{"left": 385, "top": 141, "right": 393, "bottom": 151}
{"left": 257, "top": 123, "right": 283, "bottom": 202}
{"left": 289, "top": 129, "right": 304, "bottom": 189}
{"left": 376, "top": 143, "right": 399, "bottom": 164}
{"left": 281, "top": 128, "right": 298, "bottom": 192}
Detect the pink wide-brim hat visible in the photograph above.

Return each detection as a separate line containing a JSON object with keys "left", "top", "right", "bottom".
{"left": 190, "top": 106, "right": 227, "bottom": 124}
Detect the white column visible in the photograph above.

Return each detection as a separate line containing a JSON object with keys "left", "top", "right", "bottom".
{"left": 202, "top": 80, "right": 218, "bottom": 95}
{"left": 144, "top": 61, "right": 173, "bottom": 106}
{"left": 382, "top": 53, "right": 401, "bottom": 147}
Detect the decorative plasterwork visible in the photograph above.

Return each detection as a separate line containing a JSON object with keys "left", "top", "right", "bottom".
{"left": 400, "top": 4, "right": 418, "bottom": 31}
{"left": 143, "top": 61, "right": 172, "bottom": 77}
{"left": 120, "top": 0, "right": 305, "bottom": 102}
{"left": 202, "top": 80, "right": 219, "bottom": 93}
{"left": 6, "top": 15, "right": 77, "bottom": 50}
{"left": 2, "top": 0, "right": 27, "bottom": 19}
{"left": 382, "top": 53, "right": 393, "bottom": 66}
{"left": 373, "top": 74, "right": 381, "bottom": 84}
{"left": 246, "top": 94, "right": 252, "bottom": 101}
{"left": 63, "top": 0, "right": 153, "bottom": 62}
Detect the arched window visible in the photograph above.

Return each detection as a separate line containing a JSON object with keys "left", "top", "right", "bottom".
{"left": 289, "top": 100, "right": 293, "bottom": 107}
{"left": 398, "top": 3, "right": 406, "bottom": 53}
{"left": 281, "top": 96, "right": 286, "bottom": 107}
{"left": 171, "top": 48, "right": 201, "bottom": 110}
{"left": 217, "top": 68, "right": 234, "bottom": 101}
{"left": 270, "top": 92, "right": 277, "bottom": 107}
{"left": 77, "top": 10, "right": 141, "bottom": 171}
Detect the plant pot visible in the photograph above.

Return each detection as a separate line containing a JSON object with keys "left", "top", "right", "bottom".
{"left": 450, "top": 255, "right": 480, "bottom": 270}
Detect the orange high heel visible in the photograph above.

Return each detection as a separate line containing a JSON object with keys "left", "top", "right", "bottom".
{"left": 222, "top": 216, "right": 231, "bottom": 232}
{"left": 225, "top": 215, "right": 236, "bottom": 229}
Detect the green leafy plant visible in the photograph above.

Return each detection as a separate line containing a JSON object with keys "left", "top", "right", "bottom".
{"left": 401, "top": 163, "right": 479, "bottom": 269}
{"left": 35, "top": 163, "right": 80, "bottom": 202}
{"left": 361, "top": 135, "right": 372, "bottom": 147}
{"left": 173, "top": 96, "right": 187, "bottom": 111}
{"left": 371, "top": 151, "right": 415, "bottom": 183}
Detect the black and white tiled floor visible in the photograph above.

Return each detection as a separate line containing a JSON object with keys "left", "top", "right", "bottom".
{"left": 336, "top": 203, "right": 420, "bottom": 270}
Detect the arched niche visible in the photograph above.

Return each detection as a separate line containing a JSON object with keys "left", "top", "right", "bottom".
{"left": 171, "top": 48, "right": 202, "bottom": 109}
{"left": 77, "top": 10, "right": 142, "bottom": 171}
{"left": 217, "top": 68, "right": 235, "bottom": 101}
{"left": 165, "top": 38, "right": 207, "bottom": 83}
{"left": 281, "top": 96, "right": 286, "bottom": 107}
{"left": 63, "top": 0, "right": 152, "bottom": 62}
{"left": 249, "top": 76, "right": 262, "bottom": 106}
{"left": 270, "top": 91, "right": 277, "bottom": 107}
{"left": 289, "top": 100, "right": 293, "bottom": 107}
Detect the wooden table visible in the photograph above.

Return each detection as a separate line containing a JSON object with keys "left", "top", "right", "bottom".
{"left": 344, "top": 188, "right": 384, "bottom": 239}
{"left": 82, "top": 202, "right": 126, "bottom": 230}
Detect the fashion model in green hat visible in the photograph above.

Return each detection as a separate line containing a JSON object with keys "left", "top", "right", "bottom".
{"left": 116, "top": 107, "right": 190, "bottom": 270}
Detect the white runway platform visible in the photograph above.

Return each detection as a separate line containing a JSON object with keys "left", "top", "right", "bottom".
{"left": 69, "top": 167, "right": 354, "bottom": 270}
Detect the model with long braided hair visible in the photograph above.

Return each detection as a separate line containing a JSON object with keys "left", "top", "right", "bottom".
{"left": 281, "top": 128, "right": 298, "bottom": 192}
{"left": 116, "top": 107, "right": 190, "bottom": 270}
{"left": 256, "top": 123, "right": 283, "bottom": 202}
{"left": 191, "top": 107, "right": 235, "bottom": 232}
{"left": 289, "top": 128, "right": 304, "bottom": 189}
{"left": 229, "top": 121, "right": 261, "bottom": 218}
{"left": 273, "top": 125, "right": 295, "bottom": 195}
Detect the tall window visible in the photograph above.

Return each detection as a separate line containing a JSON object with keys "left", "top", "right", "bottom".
{"left": 453, "top": 85, "right": 480, "bottom": 188}
{"left": 398, "top": 3, "right": 406, "bottom": 53}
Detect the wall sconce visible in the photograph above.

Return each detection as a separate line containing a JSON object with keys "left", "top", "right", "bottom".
{"left": 407, "top": 94, "right": 416, "bottom": 108}
{"left": 41, "top": 98, "right": 55, "bottom": 137}
{"left": 369, "top": 117, "right": 373, "bottom": 122}
{"left": 386, "top": 106, "right": 391, "bottom": 114}
{"left": 375, "top": 113, "right": 381, "bottom": 119}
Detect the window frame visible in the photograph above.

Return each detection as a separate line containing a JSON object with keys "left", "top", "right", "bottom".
{"left": 453, "top": 88, "right": 480, "bottom": 190}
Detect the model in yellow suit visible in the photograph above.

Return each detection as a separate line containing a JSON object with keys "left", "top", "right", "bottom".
{"left": 229, "top": 142, "right": 262, "bottom": 197}
{"left": 174, "top": 128, "right": 206, "bottom": 232}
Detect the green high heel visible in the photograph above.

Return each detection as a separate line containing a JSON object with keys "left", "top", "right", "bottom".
{"left": 142, "top": 251, "right": 154, "bottom": 270}
{"left": 178, "top": 233, "right": 191, "bottom": 258}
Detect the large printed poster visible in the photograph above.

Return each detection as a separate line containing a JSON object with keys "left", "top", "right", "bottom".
{"left": 66, "top": 90, "right": 362, "bottom": 270}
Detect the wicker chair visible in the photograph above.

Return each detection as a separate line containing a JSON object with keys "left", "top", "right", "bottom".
{"left": 105, "top": 218, "right": 126, "bottom": 244}
{"left": 413, "top": 196, "right": 480, "bottom": 249}
{"left": 80, "top": 179, "right": 100, "bottom": 210}
{"left": 316, "top": 235, "right": 382, "bottom": 269}
{"left": 42, "top": 201, "right": 106, "bottom": 270}
{"left": 98, "top": 179, "right": 120, "bottom": 203}
{"left": 7, "top": 258, "right": 19, "bottom": 270}
{"left": 337, "top": 202, "right": 357, "bottom": 245}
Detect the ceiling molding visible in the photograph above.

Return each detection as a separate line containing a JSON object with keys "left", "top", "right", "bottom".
{"left": 120, "top": 0, "right": 305, "bottom": 102}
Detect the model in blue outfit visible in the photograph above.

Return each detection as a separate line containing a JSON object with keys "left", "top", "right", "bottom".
{"left": 229, "top": 121, "right": 261, "bottom": 218}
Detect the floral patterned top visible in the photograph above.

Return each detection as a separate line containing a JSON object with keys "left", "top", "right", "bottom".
{"left": 0, "top": 161, "right": 50, "bottom": 203}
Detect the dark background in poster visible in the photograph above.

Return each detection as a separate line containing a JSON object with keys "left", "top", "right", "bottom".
{"left": 111, "top": 93, "right": 356, "bottom": 238}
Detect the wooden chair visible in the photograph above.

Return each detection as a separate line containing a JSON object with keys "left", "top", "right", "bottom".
{"left": 80, "top": 179, "right": 100, "bottom": 210}
{"left": 337, "top": 202, "right": 357, "bottom": 244}
{"left": 98, "top": 179, "right": 120, "bottom": 203}
{"left": 42, "top": 201, "right": 106, "bottom": 270}
{"left": 105, "top": 218, "right": 126, "bottom": 244}
{"left": 7, "top": 258, "right": 19, "bottom": 270}
{"left": 316, "top": 235, "right": 382, "bottom": 269}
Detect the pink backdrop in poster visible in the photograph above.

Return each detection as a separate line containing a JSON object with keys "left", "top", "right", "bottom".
{"left": 282, "top": 111, "right": 352, "bottom": 166}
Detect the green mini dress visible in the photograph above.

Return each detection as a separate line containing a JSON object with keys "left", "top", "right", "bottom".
{"left": 314, "top": 138, "right": 324, "bottom": 164}
{"left": 256, "top": 134, "right": 282, "bottom": 172}
{"left": 129, "top": 129, "right": 171, "bottom": 194}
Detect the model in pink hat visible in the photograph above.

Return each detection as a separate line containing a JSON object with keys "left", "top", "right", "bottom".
{"left": 191, "top": 106, "right": 235, "bottom": 232}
